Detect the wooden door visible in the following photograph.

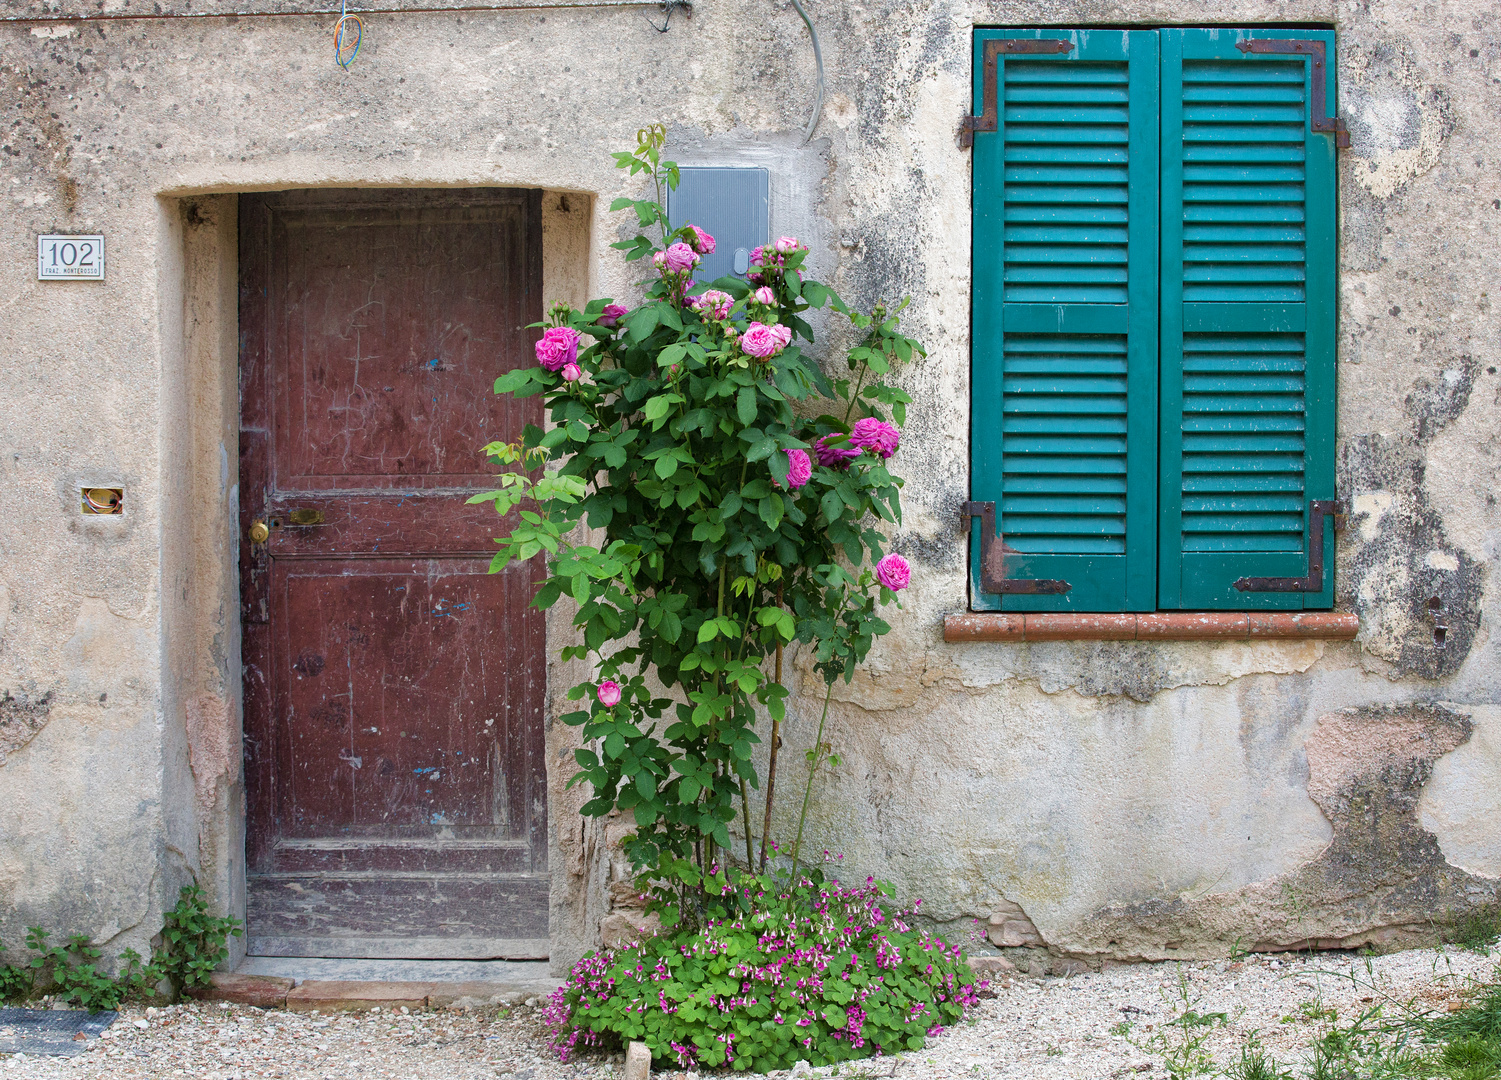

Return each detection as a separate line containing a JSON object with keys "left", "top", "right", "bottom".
{"left": 238, "top": 189, "right": 548, "bottom": 959}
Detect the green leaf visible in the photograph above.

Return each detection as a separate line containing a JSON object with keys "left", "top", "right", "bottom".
{"left": 736, "top": 385, "right": 757, "bottom": 426}
{"left": 642, "top": 393, "right": 683, "bottom": 423}
{"left": 697, "top": 621, "right": 720, "bottom": 644}
{"left": 628, "top": 304, "right": 661, "bottom": 342}
{"left": 493, "top": 368, "right": 539, "bottom": 395}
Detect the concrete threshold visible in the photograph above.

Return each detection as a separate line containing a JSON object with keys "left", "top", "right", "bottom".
{"left": 189, "top": 957, "right": 561, "bottom": 1011}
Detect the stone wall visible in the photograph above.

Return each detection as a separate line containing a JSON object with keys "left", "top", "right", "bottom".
{"left": 0, "top": 0, "right": 1496, "bottom": 975}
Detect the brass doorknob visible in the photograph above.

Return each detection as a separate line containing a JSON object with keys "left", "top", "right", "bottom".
{"left": 248, "top": 520, "right": 270, "bottom": 544}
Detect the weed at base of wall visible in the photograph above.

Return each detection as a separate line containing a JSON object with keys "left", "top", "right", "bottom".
{"left": 0, "top": 884, "right": 242, "bottom": 1011}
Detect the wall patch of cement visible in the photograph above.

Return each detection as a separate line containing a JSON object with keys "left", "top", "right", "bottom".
{"left": 1420, "top": 704, "right": 1501, "bottom": 881}
{"left": 1070, "top": 703, "right": 1501, "bottom": 961}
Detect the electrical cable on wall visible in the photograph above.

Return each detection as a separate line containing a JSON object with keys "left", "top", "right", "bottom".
{"left": 334, "top": 0, "right": 365, "bottom": 68}
{"left": 644, "top": 0, "right": 687, "bottom": 32}
{"left": 788, "top": 0, "right": 824, "bottom": 144}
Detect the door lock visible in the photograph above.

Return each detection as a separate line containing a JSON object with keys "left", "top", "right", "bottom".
{"left": 248, "top": 520, "right": 270, "bottom": 544}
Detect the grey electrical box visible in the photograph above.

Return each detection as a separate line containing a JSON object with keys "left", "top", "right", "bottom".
{"left": 666, "top": 167, "right": 770, "bottom": 286}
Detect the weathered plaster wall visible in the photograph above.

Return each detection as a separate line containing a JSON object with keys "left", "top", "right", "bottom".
{"left": 0, "top": 0, "right": 1497, "bottom": 975}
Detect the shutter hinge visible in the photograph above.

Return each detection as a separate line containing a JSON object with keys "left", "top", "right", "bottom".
{"left": 1233, "top": 499, "right": 1343, "bottom": 593}
{"left": 1234, "top": 39, "right": 1350, "bottom": 148}
{"left": 960, "top": 38, "right": 1074, "bottom": 148}
{"left": 961, "top": 500, "right": 1072, "bottom": 595}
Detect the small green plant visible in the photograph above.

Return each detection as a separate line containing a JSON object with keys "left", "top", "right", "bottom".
{"left": 544, "top": 867, "right": 977, "bottom": 1072}
{"left": 1427, "top": 976, "right": 1501, "bottom": 1054}
{"left": 0, "top": 884, "right": 242, "bottom": 1009}
{"left": 1446, "top": 909, "right": 1501, "bottom": 955}
{"left": 1127, "top": 967, "right": 1229, "bottom": 1080}
{"left": 1226, "top": 1036, "right": 1294, "bottom": 1080}
{"left": 155, "top": 884, "right": 244, "bottom": 995}
{"left": 21, "top": 928, "right": 156, "bottom": 1011}
{"left": 1281, "top": 999, "right": 1339, "bottom": 1025}
{"left": 0, "top": 951, "right": 33, "bottom": 1002}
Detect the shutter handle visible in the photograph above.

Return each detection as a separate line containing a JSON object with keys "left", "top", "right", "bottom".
{"left": 961, "top": 501, "right": 1071, "bottom": 596}
{"left": 1233, "top": 499, "right": 1342, "bottom": 593}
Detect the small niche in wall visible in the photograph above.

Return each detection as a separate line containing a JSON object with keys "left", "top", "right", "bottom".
{"left": 81, "top": 487, "right": 123, "bottom": 514}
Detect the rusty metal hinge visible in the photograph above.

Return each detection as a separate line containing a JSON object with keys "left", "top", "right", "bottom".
{"left": 1233, "top": 499, "right": 1342, "bottom": 593}
{"left": 1234, "top": 39, "right": 1350, "bottom": 148}
{"left": 960, "top": 38, "right": 1075, "bottom": 148}
{"left": 961, "top": 500, "right": 1071, "bottom": 595}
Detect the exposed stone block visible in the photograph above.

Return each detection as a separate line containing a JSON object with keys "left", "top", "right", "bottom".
{"left": 987, "top": 899, "right": 1045, "bottom": 948}
{"left": 285, "top": 981, "right": 436, "bottom": 1011}
{"left": 187, "top": 972, "right": 293, "bottom": 1008}
{"left": 625, "top": 1039, "right": 651, "bottom": 1080}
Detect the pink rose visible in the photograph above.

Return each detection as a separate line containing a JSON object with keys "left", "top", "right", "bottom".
{"left": 849, "top": 416, "right": 900, "bottom": 458}
{"left": 875, "top": 553, "right": 910, "bottom": 592}
{"left": 598, "top": 303, "right": 628, "bottom": 328}
{"left": 688, "top": 225, "right": 716, "bottom": 254}
{"left": 689, "top": 289, "right": 735, "bottom": 319}
{"left": 774, "top": 236, "right": 802, "bottom": 254}
{"left": 652, "top": 250, "right": 667, "bottom": 269}
{"left": 597, "top": 680, "right": 622, "bottom": 708}
{"left": 749, "top": 245, "right": 764, "bottom": 265}
{"left": 535, "top": 326, "right": 580, "bottom": 372}
{"left": 814, "top": 434, "right": 860, "bottom": 468}
{"left": 769, "top": 324, "right": 792, "bottom": 351}
{"left": 753, "top": 286, "right": 775, "bottom": 305}
{"left": 738, "top": 321, "right": 786, "bottom": 359}
{"left": 561, "top": 362, "right": 582, "bottom": 382}
{"left": 663, "top": 242, "right": 699, "bottom": 273}
{"left": 783, "top": 448, "right": 812, "bottom": 489}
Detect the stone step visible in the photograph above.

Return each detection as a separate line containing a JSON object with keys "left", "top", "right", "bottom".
{"left": 189, "top": 972, "right": 558, "bottom": 1011}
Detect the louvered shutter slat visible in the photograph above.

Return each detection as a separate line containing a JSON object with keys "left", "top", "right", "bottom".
{"left": 1158, "top": 29, "right": 1339, "bottom": 610}
{"left": 971, "top": 29, "right": 1159, "bottom": 611}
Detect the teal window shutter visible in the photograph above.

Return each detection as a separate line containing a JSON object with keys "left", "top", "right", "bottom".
{"left": 970, "top": 29, "right": 1159, "bottom": 612}
{"left": 1156, "top": 29, "right": 1338, "bottom": 611}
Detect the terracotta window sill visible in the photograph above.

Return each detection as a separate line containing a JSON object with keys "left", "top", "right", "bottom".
{"left": 943, "top": 612, "right": 1359, "bottom": 643}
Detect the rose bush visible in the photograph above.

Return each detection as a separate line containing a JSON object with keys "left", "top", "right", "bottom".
{"left": 474, "top": 124, "right": 922, "bottom": 900}
{"left": 472, "top": 122, "right": 971, "bottom": 1074}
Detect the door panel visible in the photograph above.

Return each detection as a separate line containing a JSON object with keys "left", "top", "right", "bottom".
{"left": 239, "top": 188, "right": 546, "bottom": 959}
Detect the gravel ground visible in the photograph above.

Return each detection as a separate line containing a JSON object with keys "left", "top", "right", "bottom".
{"left": 2, "top": 946, "right": 1495, "bottom": 1080}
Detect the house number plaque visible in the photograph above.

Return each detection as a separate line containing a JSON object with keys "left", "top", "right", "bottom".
{"left": 37, "top": 234, "right": 105, "bottom": 280}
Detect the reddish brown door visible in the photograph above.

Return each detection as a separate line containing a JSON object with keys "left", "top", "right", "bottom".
{"left": 238, "top": 189, "right": 547, "bottom": 959}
